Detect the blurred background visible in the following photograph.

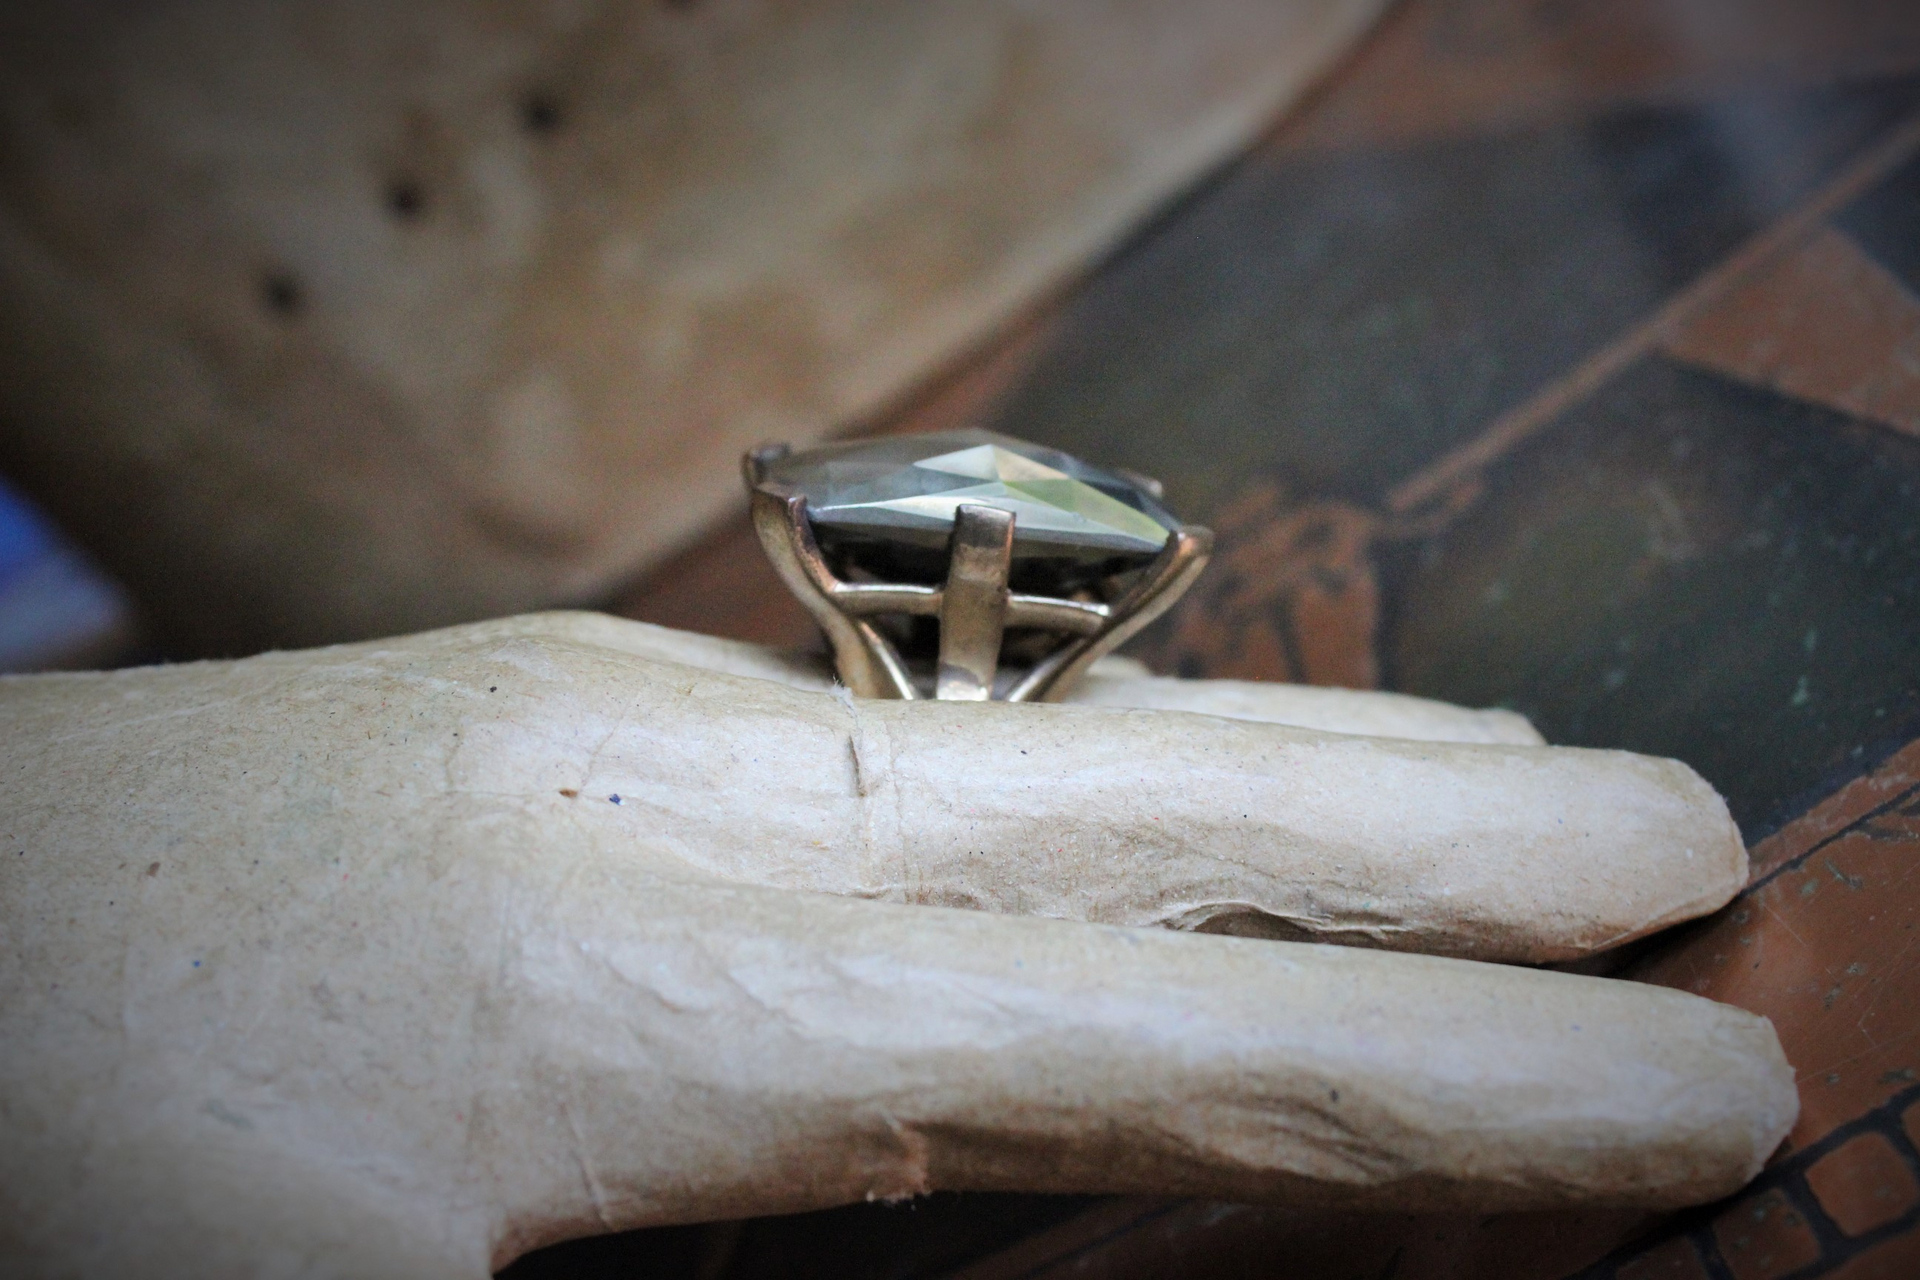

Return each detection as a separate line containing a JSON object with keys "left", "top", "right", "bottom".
{"left": 5, "top": 1, "right": 1920, "bottom": 1277}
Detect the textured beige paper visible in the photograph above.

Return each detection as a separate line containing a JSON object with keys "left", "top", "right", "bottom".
{"left": 0, "top": 613, "right": 1793, "bottom": 1277}
{"left": 0, "top": 0, "right": 1383, "bottom": 655}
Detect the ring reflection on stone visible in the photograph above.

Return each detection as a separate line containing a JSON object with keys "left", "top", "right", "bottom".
{"left": 744, "top": 429, "right": 1212, "bottom": 702}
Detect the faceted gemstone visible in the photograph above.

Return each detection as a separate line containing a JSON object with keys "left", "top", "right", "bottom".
{"left": 764, "top": 429, "right": 1178, "bottom": 587}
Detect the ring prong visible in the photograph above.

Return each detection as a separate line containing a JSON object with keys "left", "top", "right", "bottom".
{"left": 742, "top": 442, "right": 791, "bottom": 487}
{"left": 1112, "top": 466, "right": 1166, "bottom": 502}
{"left": 936, "top": 504, "right": 1015, "bottom": 701}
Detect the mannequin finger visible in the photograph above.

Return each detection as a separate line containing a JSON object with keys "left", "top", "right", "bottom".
{"left": 847, "top": 697, "right": 1741, "bottom": 960}
{"left": 492, "top": 644, "right": 1742, "bottom": 961}
{"left": 483, "top": 874, "right": 1795, "bottom": 1264}
{"left": 56, "top": 617, "right": 1729, "bottom": 963}
{"left": 1066, "top": 668, "right": 1544, "bottom": 743}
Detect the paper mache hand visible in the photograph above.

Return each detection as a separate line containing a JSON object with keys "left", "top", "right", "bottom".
{"left": 0, "top": 611, "right": 1795, "bottom": 1279}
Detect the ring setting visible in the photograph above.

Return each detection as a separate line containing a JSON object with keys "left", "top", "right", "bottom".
{"left": 745, "top": 429, "right": 1211, "bottom": 701}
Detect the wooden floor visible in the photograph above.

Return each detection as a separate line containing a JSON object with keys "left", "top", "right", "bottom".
{"left": 504, "top": 2, "right": 1920, "bottom": 1276}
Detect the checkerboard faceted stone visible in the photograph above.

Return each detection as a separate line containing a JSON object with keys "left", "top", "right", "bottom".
{"left": 766, "top": 429, "right": 1178, "bottom": 568}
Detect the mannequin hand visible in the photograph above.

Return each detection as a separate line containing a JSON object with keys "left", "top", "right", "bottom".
{"left": 0, "top": 612, "right": 1793, "bottom": 1279}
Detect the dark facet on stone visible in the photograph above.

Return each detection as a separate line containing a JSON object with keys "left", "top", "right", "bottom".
{"left": 763, "top": 429, "right": 1179, "bottom": 588}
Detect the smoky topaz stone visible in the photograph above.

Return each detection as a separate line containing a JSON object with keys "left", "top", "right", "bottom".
{"left": 765, "top": 429, "right": 1180, "bottom": 590}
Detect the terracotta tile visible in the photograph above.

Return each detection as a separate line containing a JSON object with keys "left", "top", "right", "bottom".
{"left": 1363, "top": 1209, "right": 1651, "bottom": 1280}
{"left": 1806, "top": 1132, "right": 1920, "bottom": 1237}
{"left": 1746, "top": 739, "right": 1920, "bottom": 881}
{"left": 1269, "top": 0, "right": 1920, "bottom": 156}
{"left": 945, "top": 1205, "right": 1651, "bottom": 1280}
{"left": 1146, "top": 490, "right": 1381, "bottom": 688}
{"left": 1662, "top": 224, "right": 1920, "bottom": 441}
{"left": 1821, "top": 1227, "right": 1920, "bottom": 1279}
{"left": 951, "top": 1202, "right": 1415, "bottom": 1280}
{"left": 1711, "top": 1189, "right": 1824, "bottom": 1280}
{"left": 1612, "top": 1234, "right": 1713, "bottom": 1280}
{"left": 1636, "top": 805, "right": 1920, "bottom": 1148}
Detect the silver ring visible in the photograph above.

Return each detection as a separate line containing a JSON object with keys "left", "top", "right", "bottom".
{"left": 744, "top": 429, "right": 1211, "bottom": 702}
